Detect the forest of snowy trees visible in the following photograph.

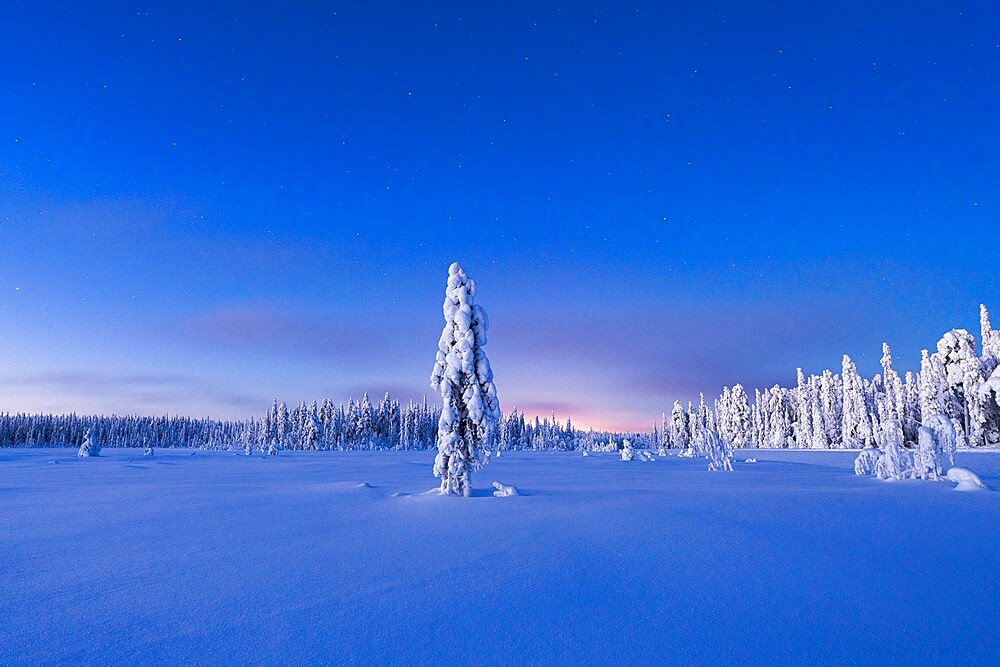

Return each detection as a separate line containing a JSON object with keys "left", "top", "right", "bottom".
{"left": 3, "top": 304, "right": 998, "bottom": 453}
{"left": 655, "top": 304, "right": 1000, "bottom": 450}
{"left": 0, "top": 393, "right": 644, "bottom": 452}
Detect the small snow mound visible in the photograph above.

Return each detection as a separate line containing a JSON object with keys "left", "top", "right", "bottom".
{"left": 581, "top": 451, "right": 589, "bottom": 457}
{"left": 390, "top": 491, "right": 411, "bottom": 497}
{"left": 946, "top": 467, "right": 989, "bottom": 492}
{"left": 638, "top": 450, "right": 656, "bottom": 462}
{"left": 355, "top": 482, "right": 375, "bottom": 489}
{"left": 47, "top": 460, "right": 59, "bottom": 464}
{"left": 492, "top": 481, "right": 519, "bottom": 497}
{"left": 143, "top": 447, "right": 154, "bottom": 457}
{"left": 744, "top": 458, "right": 757, "bottom": 464}
{"left": 677, "top": 448, "right": 695, "bottom": 458}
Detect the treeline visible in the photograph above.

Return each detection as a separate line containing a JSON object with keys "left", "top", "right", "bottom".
{"left": 655, "top": 304, "right": 1000, "bottom": 450}
{"left": 0, "top": 413, "right": 247, "bottom": 449}
{"left": 254, "top": 394, "right": 646, "bottom": 452}
{"left": 0, "top": 393, "right": 646, "bottom": 452}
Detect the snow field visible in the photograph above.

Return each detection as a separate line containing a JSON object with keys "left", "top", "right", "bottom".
{"left": 2, "top": 448, "right": 999, "bottom": 665}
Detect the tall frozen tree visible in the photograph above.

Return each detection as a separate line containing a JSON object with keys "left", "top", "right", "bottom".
{"left": 430, "top": 262, "right": 501, "bottom": 496}
{"left": 880, "top": 343, "right": 905, "bottom": 423}
{"left": 934, "top": 329, "right": 984, "bottom": 445}
{"left": 669, "top": 400, "right": 690, "bottom": 452}
{"left": 793, "top": 369, "right": 814, "bottom": 447}
{"left": 918, "top": 349, "right": 950, "bottom": 419}
{"left": 729, "top": 384, "right": 751, "bottom": 449}
{"left": 819, "top": 369, "right": 843, "bottom": 447}
{"left": 841, "top": 355, "right": 873, "bottom": 448}
{"left": 981, "top": 304, "right": 999, "bottom": 375}
{"left": 902, "top": 371, "right": 921, "bottom": 442}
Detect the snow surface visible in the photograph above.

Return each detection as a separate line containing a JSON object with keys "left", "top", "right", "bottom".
{"left": 3, "top": 448, "right": 1000, "bottom": 664}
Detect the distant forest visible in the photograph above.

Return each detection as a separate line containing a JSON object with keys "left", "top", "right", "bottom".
{"left": 3, "top": 304, "right": 998, "bottom": 452}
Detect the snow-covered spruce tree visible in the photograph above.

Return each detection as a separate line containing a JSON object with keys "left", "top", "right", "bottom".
{"left": 841, "top": 355, "right": 873, "bottom": 448}
{"left": 430, "top": 262, "right": 501, "bottom": 496}
{"left": 77, "top": 427, "right": 100, "bottom": 457}
{"left": 696, "top": 426, "right": 734, "bottom": 472}
{"left": 880, "top": 343, "right": 905, "bottom": 424}
{"left": 934, "top": 329, "right": 983, "bottom": 442}
{"left": 657, "top": 412, "right": 669, "bottom": 455}
{"left": 981, "top": 366, "right": 1000, "bottom": 445}
{"left": 819, "top": 369, "right": 843, "bottom": 447}
{"left": 669, "top": 400, "right": 690, "bottom": 453}
{"left": 981, "top": 304, "right": 1000, "bottom": 375}
{"left": 902, "top": 371, "right": 921, "bottom": 443}
{"left": 793, "top": 369, "right": 813, "bottom": 448}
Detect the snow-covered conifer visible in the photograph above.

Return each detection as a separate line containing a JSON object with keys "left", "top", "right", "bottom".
{"left": 810, "top": 402, "right": 828, "bottom": 449}
{"left": 792, "top": 369, "right": 811, "bottom": 447}
{"left": 696, "top": 426, "right": 734, "bottom": 471}
{"left": 820, "top": 369, "right": 843, "bottom": 447}
{"left": 880, "top": 343, "right": 905, "bottom": 423}
{"left": 841, "top": 355, "right": 873, "bottom": 448}
{"left": 934, "top": 329, "right": 982, "bottom": 424}
{"left": 669, "top": 400, "right": 690, "bottom": 453}
{"left": 980, "top": 304, "right": 999, "bottom": 374}
{"left": 657, "top": 412, "right": 669, "bottom": 455}
{"left": 620, "top": 438, "right": 634, "bottom": 461}
{"left": 764, "top": 386, "right": 791, "bottom": 448}
{"left": 728, "top": 384, "right": 751, "bottom": 448}
{"left": 430, "top": 262, "right": 501, "bottom": 496}
{"left": 77, "top": 428, "right": 100, "bottom": 457}
{"left": 902, "top": 371, "right": 921, "bottom": 442}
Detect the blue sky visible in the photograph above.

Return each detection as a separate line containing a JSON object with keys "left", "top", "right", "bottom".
{"left": 1, "top": 2, "right": 997, "bottom": 430}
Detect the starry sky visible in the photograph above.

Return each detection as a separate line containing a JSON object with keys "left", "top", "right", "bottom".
{"left": 1, "top": 2, "right": 997, "bottom": 431}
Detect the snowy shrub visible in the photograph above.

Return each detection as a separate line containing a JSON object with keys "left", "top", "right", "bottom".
{"left": 430, "top": 263, "right": 501, "bottom": 496}
{"left": 873, "top": 442, "right": 913, "bottom": 481}
{"left": 143, "top": 446, "right": 154, "bottom": 457}
{"left": 695, "top": 427, "right": 733, "bottom": 472}
{"left": 872, "top": 420, "right": 913, "bottom": 480}
{"left": 638, "top": 450, "right": 656, "bottom": 462}
{"left": 620, "top": 439, "right": 634, "bottom": 461}
{"left": 77, "top": 428, "right": 101, "bottom": 458}
{"left": 911, "top": 414, "right": 956, "bottom": 480}
{"left": 914, "top": 428, "right": 941, "bottom": 480}
{"left": 853, "top": 447, "right": 881, "bottom": 476}
{"left": 927, "top": 415, "right": 957, "bottom": 469}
